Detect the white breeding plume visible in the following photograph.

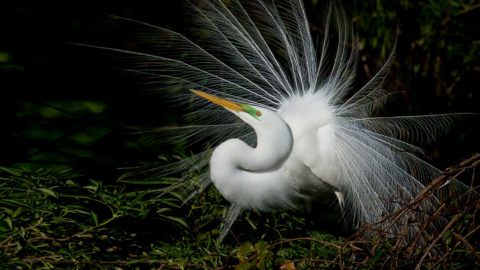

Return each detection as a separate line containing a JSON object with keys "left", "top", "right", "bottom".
{"left": 102, "top": 0, "right": 472, "bottom": 240}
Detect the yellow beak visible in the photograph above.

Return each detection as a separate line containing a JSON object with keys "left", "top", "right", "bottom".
{"left": 191, "top": 90, "right": 244, "bottom": 112}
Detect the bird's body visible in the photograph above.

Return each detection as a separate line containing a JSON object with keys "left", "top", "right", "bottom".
{"left": 210, "top": 91, "right": 338, "bottom": 211}
{"left": 104, "top": 0, "right": 471, "bottom": 240}
{"left": 279, "top": 92, "right": 337, "bottom": 194}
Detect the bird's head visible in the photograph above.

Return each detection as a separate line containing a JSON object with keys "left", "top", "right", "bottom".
{"left": 192, "top": 90, "right": 267, "bottom": 127}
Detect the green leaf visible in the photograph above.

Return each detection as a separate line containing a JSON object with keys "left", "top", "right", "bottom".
{"left": 91, "top": 211, "right": 99, "bottom": 227}
{"left": 84, "top": 183, "right": 99, "bottom": 193}
{"left": 236, "top": 262, "right": 253, "bottom": 270}
{"left": 12, "top": 207, "right": 23, "bottom": 218}
{"left": 3, "top": 217, "right": 13, "bottom": 229}
{"left": 0, "top": 167, "right": 22, "bottom": 177}
{"left": 237, "top": 241, "right": 254, "bottom": 261}
{"left": 159, "top": 215, "right": 188, "bottom": 228}
{"left": 254, "top": 241, "right": 273, "bottom": 270}
{"left": 36, "top": 188, "right": 58, "bottom": 198}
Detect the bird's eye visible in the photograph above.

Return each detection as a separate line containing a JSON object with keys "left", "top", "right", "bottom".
{"left": 255, "top": 110, "right": 262, "bottom": 117}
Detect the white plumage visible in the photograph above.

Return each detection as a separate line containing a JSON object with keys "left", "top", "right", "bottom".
{"left": 102, "top": 0, "right": 470, "bottom": 240}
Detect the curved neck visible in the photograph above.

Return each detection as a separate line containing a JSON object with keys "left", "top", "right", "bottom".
{"left": 213, "top": 111, "right": 293, "bottom": 173}
{"left": 235, "top": 118, "right": 293, "bottom": 171}
{"left": 209, "top": 112, "right": 296, "bottom": 210}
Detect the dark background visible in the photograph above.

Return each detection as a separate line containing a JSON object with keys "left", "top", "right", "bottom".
{"left": 1, "top": 0, "right": 479, "bottom": 179}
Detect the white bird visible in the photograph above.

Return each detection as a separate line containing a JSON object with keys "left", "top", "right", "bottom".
{"left": 104, "top": 0, "right": 471, "bottom": 240}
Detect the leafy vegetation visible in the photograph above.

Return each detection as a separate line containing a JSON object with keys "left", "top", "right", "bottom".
{"left": 1, "top": 155, "right": 479, "bottom": 269}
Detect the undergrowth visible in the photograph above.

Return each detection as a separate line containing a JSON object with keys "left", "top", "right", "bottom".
{"left": 0, "top": 155, "right": 479, "bottom": 269}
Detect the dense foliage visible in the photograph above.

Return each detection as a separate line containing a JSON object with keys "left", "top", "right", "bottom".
{"left": 1, "top": 0, "right": 479, "bottom": 269}
{"left": 0, "top": 156, "right": 478, "bottom": 269}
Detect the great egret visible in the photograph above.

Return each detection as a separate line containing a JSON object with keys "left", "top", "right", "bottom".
{"left": 104, "top": 0, "right": 471, "bottom": 240}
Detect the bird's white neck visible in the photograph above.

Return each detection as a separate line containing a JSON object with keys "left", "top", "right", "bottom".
{"left": 236, "top": 117, "right": 293, "bottom": 172}
{"left": 209, "top": 110, "right": 298, "bottom": 210}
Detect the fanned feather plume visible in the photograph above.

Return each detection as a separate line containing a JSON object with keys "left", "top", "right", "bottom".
{"left": 95, "top": 0, "right": 474, "bottom": 241}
